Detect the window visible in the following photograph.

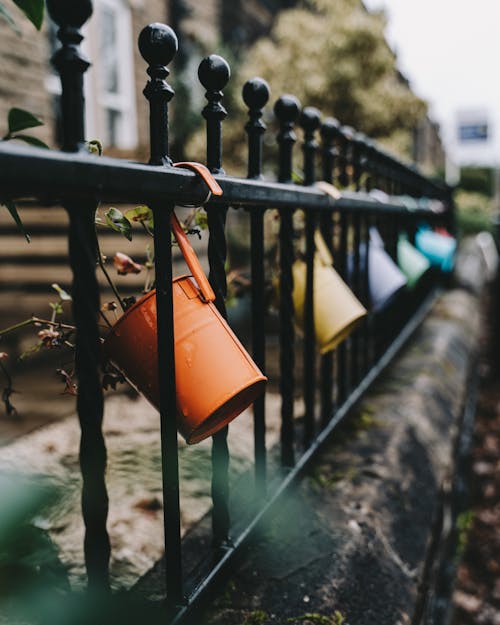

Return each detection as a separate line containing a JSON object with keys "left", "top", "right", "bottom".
{"left": 46, "top": 0, "right": 138, "bottom": 150}
{"left": 89, "top": 0, "right": 138, "bottom": 150}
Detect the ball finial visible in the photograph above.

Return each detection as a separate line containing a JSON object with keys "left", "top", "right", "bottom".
{"left": 242, "top": 78, "right": 270, "bottom": 110}
{"left": 198, "top": 55, "right": 231, "bottom": 92}
{"left": 46, "top": 0, "right": 93, "bottom": 28}
{"left": 320, "top": 117, "right": 340, "bottom": 142}
{"left": 138, "top": 23, "right": 178, "bottom": 67}
{"left": 299, "top": 106, "right": 321, "bottom": 133}
{"left": 273, "top": 95, "right": 301, "bottom": 124}
{"left": 353, "top": 131, "right": 368, "bottom": 149}
{"left": 340, "top": 125, "right": 354, "bottom": 141}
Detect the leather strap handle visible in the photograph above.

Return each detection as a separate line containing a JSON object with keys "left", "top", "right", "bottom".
{"left": 170, "top": 162, "right": 223, "bottom": 303}
{"left": 170, "top": 212, "right": 215, "bottom": 302}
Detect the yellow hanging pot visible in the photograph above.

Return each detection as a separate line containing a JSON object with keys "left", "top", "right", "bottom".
{"left": 292, "top": 231, "right": 367, "bottom": 354}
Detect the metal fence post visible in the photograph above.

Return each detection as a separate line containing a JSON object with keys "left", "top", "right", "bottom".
{"left": 243, "top": 77, "right": 270, "bottom": 496}
{"left": 198, "top": 54, "right": 232, "bottom": 545}
{"left": 275, "top": 94, "right": 300, "bottom": 467}
{"left": 47, "top": 0, "right": 111, "bottom": 592}
{"left": 300, "top": 106, "right": 321, "bottom": 446}
{"left": 319, "top": 118, "right": 338, "bottom": 424}
{"left": 139, "top": 22, "right": 184, "bottom": 609}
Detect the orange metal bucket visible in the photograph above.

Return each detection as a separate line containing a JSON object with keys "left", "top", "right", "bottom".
{"left": 103, "top": 213, "right": 267, "bottom": 444}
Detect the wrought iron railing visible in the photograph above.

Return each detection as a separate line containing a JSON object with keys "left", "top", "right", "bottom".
{"left": 0, "top": 2, "right": 453, "bottom": 622}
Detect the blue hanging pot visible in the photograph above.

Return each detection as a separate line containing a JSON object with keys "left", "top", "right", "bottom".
{"left": 415, "top": 228, "right": 456, "bottom": 272}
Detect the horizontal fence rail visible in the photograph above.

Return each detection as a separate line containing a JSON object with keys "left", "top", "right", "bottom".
{"left": 0, "top": 3, "right": 454, "bottom": 623}
{"left": 0, "top": 143, "right": 447, "bottom": 215}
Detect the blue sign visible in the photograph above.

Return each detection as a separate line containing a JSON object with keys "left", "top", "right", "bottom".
{"left": 458, "top": 123, "right": 488, "bottom": 142}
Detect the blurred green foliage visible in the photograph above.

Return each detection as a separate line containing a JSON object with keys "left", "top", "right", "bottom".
{"left": 0, "top": 472, "right": 165, "bottom": 625}
{"left": 454, "top": 190, "right": 494, "bottom": 235}
{"left": 0, "top": 472, "right": 69, "bottom": 623}
{"left": 459, "top": 167, "right": 494, "bottom": 197}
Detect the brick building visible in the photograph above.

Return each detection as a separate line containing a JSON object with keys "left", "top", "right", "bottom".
{"left": 413, "top": 115, "right": 446, "bottom": 177}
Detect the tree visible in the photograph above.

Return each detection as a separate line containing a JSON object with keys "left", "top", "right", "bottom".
{"left": 186, "top": 0, "right": 428, "bottom": 171}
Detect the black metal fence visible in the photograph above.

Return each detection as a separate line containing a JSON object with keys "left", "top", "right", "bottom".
{"left": 0, "top": 2, "right": 453, "bottom": 622}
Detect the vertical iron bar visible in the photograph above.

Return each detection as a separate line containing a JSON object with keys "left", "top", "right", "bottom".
{"left": 48, "top": 1, "right": 92, "bottom": 153}
{"left": 47, "top": 0, "right": 111, "bottom": 592}
{"left": 351, "top": 212, "right": 361, "bottom": 386}
{"left": 364, "top": 139, "right": 375, "bottom": 193}
{"left": 361, "top": 140, "right": 374, "bottom": 372}
{"left": 361, "top": 214, "right": 371, "bottom": 373}
{"left": 139, "top": 23, "right": 183, "bottom": 608}
{"left": 335, "top": 128, "right": 350, "bottom": 403}
{"left": 199, "top": 55, "right": 232, "bottom": 544}
{"left": 319, "top": 118, "right": 338, "bottom": 425}
{"left": 337, "top": 211, "right": 348, "bottom": 404}
{"left": 370, "top": 142, "right": 381, "bottom": 192}
{"left": 354, "top": 134, "right": 370, "bottom": 377}
{"left": 337, "top": 127, "right": 350, "bottom": 189}
{"left": 274, "top": 94, "right": 300, "bottom": 467}
{"left": 350, "top": 132, "right": 363, "bottom": 386}
{"left": 341, "top": 127, "right": 355, "bottom": 396}
{"left": 300, "top": 107, "right": 320, "bottom": 448}
{"left": 243, "top": 77, "right": 270, "bottom": 496}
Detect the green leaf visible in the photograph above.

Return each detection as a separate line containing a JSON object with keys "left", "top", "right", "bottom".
{"left": 0, "top": 3, "right": 21, "bottom": 34}
{"left": 124, "top": 205, "right": 154, "bottom": 232}
{"left": 49, "top": 301, "right": 64, "bottom": 316}
{"left": 124, "top": 205, "right": 153, "bottom": 224}
{"left": 2, "top": 199, "right": 30, "bottom": 242}
{"left": 104, "top": 207, "right": 132, "bottom": 241}
{"left": 11, "top": 134, "right": 49, "bottom": 148}
{"left": 51, "top": 283, "right": 72, "bottom": 301}
{"left": 8, "top": 108, "right": 43, "bottom": 134}
{"left": 194, "top": 208, "right": 208, "bottom": 230}
{"left": 12, "top": 0, "right": 44, "bottom": 30}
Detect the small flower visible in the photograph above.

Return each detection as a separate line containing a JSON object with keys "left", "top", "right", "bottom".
{"left": 38, "top": 328, "right": 61, "bottom": 347}
{"left": 0, "top": 352, "right": 8, "bottom": 360}
{"left": 113, "top": 252, "right": 144, "bottom": 275}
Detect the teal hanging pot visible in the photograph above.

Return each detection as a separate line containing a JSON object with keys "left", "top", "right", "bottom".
{"left": 397, "top": 235, "right": 431, "bottom": 288}
{"left": 415, "top": 228, "right": 456, "bottom": 272}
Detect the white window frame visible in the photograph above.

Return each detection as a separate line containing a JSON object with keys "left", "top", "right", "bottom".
{"left": 83, "top": 0, "right": 138, "bottom": 150}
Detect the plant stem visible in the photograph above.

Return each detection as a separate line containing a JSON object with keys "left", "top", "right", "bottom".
{"left": 0, "top": 316, "right": 76, "bottom": 338}
{"left": 96, "top": 248, "right": 125, "bottom": 312}
{"left": 141, "top": 221, "right": 154, "bottom": 237}
{"left": 0, "top": 317, "right": 35, "bottom": 336}
{"left": 98, "top": 309, "right": 113, "bottom": 329}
